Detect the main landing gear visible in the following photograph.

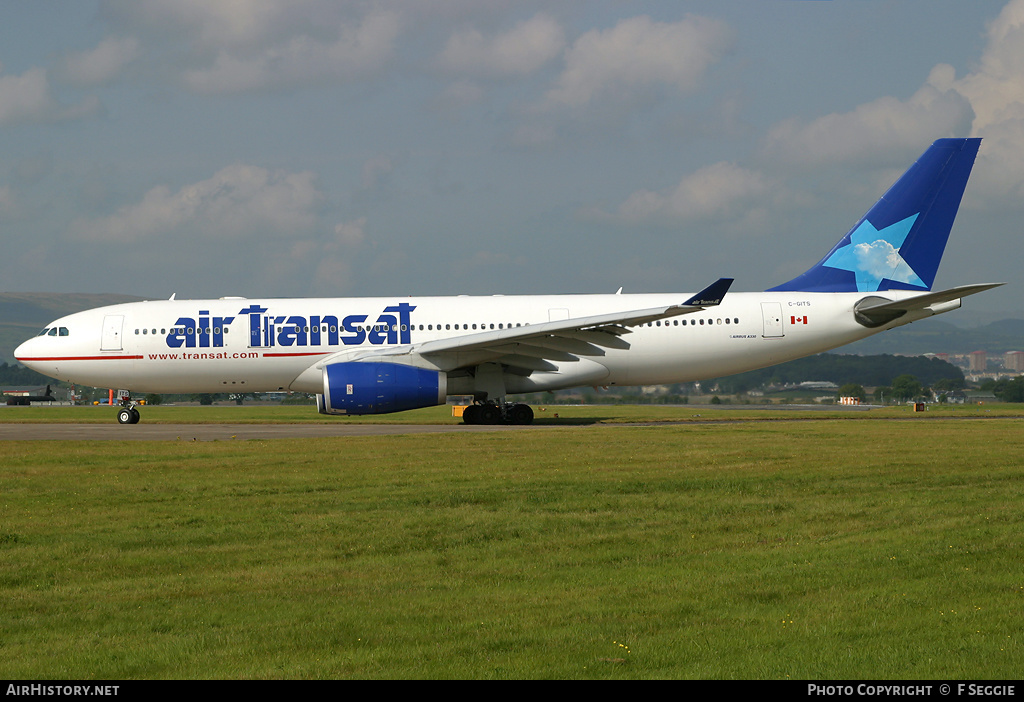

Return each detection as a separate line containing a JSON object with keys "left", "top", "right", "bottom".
{"left": 116, "top": 393, "right": 141, "bottom": 424}
{"left": 462, "top": 401, "right": 534, "bottom": 425}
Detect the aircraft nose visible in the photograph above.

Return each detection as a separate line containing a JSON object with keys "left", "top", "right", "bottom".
{"left": 14, "top": 337, "right": 41, "bottom": 369}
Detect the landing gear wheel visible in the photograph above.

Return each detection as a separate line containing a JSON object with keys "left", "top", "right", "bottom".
{"left": 478, "top": 404, "right": 502, "bottom": 425}
{"left": 463, "top": 402, "right": 534, "bottom": 425}
{"left": 462, "top": 404, "right": 481, "bottom": 425}
{"left": 508, "top": 403, "right": 534, "bottom": 425}
{"left": 116, "top": 403, "right": 141, "bottom": 424}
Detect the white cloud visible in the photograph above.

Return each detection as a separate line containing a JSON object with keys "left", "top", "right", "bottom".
{"left": 540, "top": 15, "right": 732, "bottom": 109}
{"left": 437, "top": 13, "right": 565, "bottom": 77}
{"left": 760, "top": 66, "right": 974, "bottom": 166}
{"left": 945, "top": 0, "right": 1024, "bottom": 201}
{"left": 756, "top": 0, "right": 1024, "bottom": 204}
{"left": 955, "top": 0, "right": 1024, "bottom": 134}
{"left": 0, "top": 67, "right": 100, "bottom": 125}
{"left": 334, "top": 216, "right": 366, "bottom": 246}
{"left": 0, "top": 68, "right": 52, "bottom": 124}
{"left": 107, "top": 0, "right": 307, "bottom": 52}
{"left": 61, "top": 37, "right": 141, "bottom": 86}
{"left": 612, "top": 161, "right": 774, "bottom": 225}
{"left": 181, "top": 11, "right": 401, "bottom": 94}
{"left": 72, "top": 165, "right": 322, "bottom": 243}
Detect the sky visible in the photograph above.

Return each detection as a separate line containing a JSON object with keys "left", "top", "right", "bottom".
{"left": 0, "top": 0, "right": 1021, "bottom": 317}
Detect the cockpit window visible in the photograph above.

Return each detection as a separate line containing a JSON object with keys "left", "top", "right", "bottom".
{"left": 37, "top": 327, "right": 69, "bottom": 337}
{"left": 48, "top": 328, "right": 58, "bottom": 336}
{"left": 37, "top": 328, "right": 50, "bottom": 336}
{"left": 59, "top": 327, "right": 69, "bottom": 336}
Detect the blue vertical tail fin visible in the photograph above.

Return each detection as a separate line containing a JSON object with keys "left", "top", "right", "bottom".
{"left": 769, "top": 138, "right": 980, "bottom": 293}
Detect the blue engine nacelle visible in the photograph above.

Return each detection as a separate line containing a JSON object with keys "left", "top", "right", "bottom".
{"left": 317, "top": 362, "right": 447, "bottom": 415}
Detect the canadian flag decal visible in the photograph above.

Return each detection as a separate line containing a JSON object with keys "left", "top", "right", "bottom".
{"left": 791, "top": 315, "right": 808, "bottom": 325}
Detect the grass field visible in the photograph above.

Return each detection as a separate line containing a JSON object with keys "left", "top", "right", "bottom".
{"left": 2, "top": 405, "right": 1023, "bottom": 679}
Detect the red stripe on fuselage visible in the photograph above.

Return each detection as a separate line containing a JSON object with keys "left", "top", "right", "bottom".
{"left": 262, "top": 352, "right": 330, "bottom": 358}
{"left": 16, "top": 355, "right": 144, "bottom": 361}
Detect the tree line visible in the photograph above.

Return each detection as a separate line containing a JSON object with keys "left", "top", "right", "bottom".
{"left": 709, "top": 353, "right": 964, "bottom": 394}
{"left": 0, "top": 362, "right": 52, "bottom": 386}
{"left": 982, "top": 376, "right": 1024, "bottom": 402}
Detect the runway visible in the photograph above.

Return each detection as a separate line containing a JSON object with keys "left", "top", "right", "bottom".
{"left": 0, "top": 403, "right": 941, "bottom": 441}
{"left": 0, "top": 422, "right": 540, "bottom": 441}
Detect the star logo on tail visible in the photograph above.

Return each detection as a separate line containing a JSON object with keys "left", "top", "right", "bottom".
{"left": 823, "top": 214, "right": 926, "bottom": 292}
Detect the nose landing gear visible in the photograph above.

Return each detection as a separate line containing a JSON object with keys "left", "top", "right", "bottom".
{"left": 116, "top": 391, "right": 141, "bottom": 424}
{"left": 117, "top": 406, "right": 140, "bottom": 424}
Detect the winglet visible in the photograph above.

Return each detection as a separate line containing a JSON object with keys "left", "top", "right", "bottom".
{"left": 684, "top": 278, "right": 733, "bottom": 307}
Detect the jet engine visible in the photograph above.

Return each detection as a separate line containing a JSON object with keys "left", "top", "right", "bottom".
{"left": 317, "top": 361, "right": 447, "bottom": 415}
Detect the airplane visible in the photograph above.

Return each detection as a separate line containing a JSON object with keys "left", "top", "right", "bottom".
{"left": 14, "top": 138, "right": 1002, "bottom": 425}
{"left": 4, "top": 384, "right": 57, "bottom": 406}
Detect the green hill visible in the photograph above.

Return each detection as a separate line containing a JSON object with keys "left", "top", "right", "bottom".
{"left": 841, "top": 317, "right": 1024, "bottom": 355}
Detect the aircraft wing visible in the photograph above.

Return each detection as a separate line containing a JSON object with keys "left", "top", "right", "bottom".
{"left": 307, "top": 278, "right": 732, "bottom": 374}
{"left": 854, "top": 283, "right": 1005, "bottom": 328}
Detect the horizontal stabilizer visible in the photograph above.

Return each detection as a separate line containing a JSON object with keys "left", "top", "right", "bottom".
{"left": 855, "top": 283, "right": 1005, "bottom": 328}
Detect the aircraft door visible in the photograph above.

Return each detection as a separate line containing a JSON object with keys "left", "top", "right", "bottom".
{"left": 761, "top": 303, "right": 784, "bottom": 338}
{"left": 250, "top": 320, "right": 269, "bottom": 348}
{"left": 101, "top": 315, "right": 125, "bottom": 351}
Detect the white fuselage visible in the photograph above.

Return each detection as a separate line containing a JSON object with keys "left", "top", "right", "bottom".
{"left": 14, "top": 290, "right": 930, "bottom": 397}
